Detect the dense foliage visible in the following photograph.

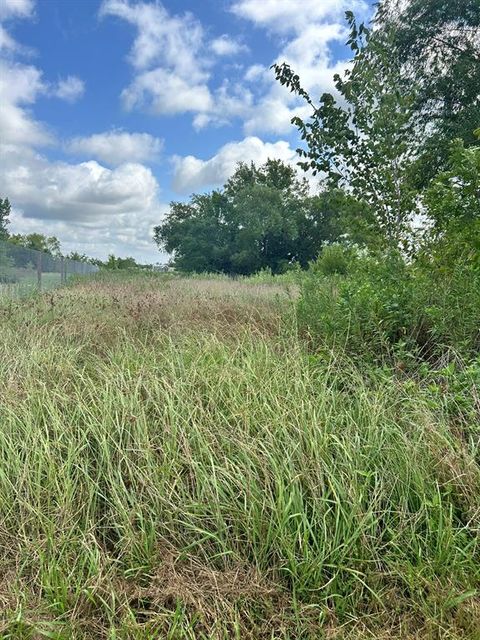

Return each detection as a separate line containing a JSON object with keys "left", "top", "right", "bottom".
{"left": 298, "top": 142, "right": 480, "bottom": 363}
{"left": 154, "top": 160, "right": 348, "bottom": 274}
{"left": 376, "top": 0, "right": 480, "bottom": 184}
{"left": 274, "top": 13, "right": 419, "bottom": 251}
{"left": 268, "top": 6, "right": 479, "bottom": 365}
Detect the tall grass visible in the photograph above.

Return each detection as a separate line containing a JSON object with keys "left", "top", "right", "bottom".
{"left": 0, "top": 275, "right": 478, "bottom": 639}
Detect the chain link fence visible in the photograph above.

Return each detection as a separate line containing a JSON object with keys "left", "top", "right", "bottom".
{"left": 0, "top": 239, "right": 99, "bottom": 299}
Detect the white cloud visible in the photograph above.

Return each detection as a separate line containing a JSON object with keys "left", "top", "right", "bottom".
{"left": 100, "top": 0, "right": 204, "bottom": 73}
{"left": 226, "top": 0, "right": 371, "bottom": 136}
{"left": 242, "top": 95, "right": 311, "bottom": 136}
{"left": 121, "top": 67, "right": 212, "bottom": 115}
{"left": 0, "top": 0, "right": 167, "bottom": 263}
{"left": 0, "top": 59, "right": 52, "bottom": 145}
{"left": 52, "top": 75, "right": 85, "bottom": 102}
{"left": 0, "top": 0, "right": 34, "bottom": 20}
{"left": 0, "top": 0, "right": 34, "bottom": 52}
{"left": 0, "top": 23, "right": 16, "bottom": 50}
{"left": 192, "top": 80, "right": 254, "bottom": 130}
{"left": 1, "top": 143, "right": 159, "bottom": 221}
{"left": 244, "top": 63, "right": 267, "bottom": 82}
{"left": 231, "top": 0, "right": 365, "bottom": 33}
{"left": 172, "top": 136, "right": 298, "bottom": 193}
{"left": 210, "top": 34, "right": 248, "bottom": 56}
{"left": 99, "top": 0, "right": 251, "bottom": 129}
{"left": 1, "top": 141, "right": 168, "bottom": 262}
{"left": 100, "top": 0, "right": 214, "bottom": 116}
{"left": 67, "top": 131, "right": 163, "bottom": 165}
{"left": 98, "top": 0, "right": 373, "bottom": 137}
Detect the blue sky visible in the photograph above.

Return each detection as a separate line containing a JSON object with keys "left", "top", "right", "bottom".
{"left": 0, "top": 0, "right": 371, "bottom": 262}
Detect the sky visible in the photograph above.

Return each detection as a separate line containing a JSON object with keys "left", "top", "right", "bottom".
{"left": 0, "top": 0, "right": 372, "bottom": 263}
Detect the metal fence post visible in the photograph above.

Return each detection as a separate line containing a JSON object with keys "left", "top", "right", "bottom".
{"left": 37, "top": 252, "right": 42, "bottom": 291}
{"left": 61, "top": 257, "right": 66, "bottom": 284}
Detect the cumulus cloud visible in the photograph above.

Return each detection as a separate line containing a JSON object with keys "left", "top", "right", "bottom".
{"left": 1, "top": 141, "right": 167, "bottom": 262}
{"left": 100, "top": 0, "right": 213, "bottom": 115}
{"left": 172, "top": 136, "right": 298, "bottom": 193}
{"left": 0, "top": 65, "right": 84, "bottom": 147}
{"left": 67, "top": 131, "right": 163, "bottom": 165}
{"left": 121, "top": 67, "right": 212, "bottom": 115}
{"left": 0, "top": 59, "right": 52, "bottom": 145}
{"left": 2, "top": 142, "right": 167, "bottom": 262}
{"left": 0, "top": 0, "right": 168, "bottom": 262}
{"left": 210, "top": 34, "right": 248, "bottom": 56}
{"left": 244, "top": 64, "right": 267, "bottom": 82}
{"left": 98, "top": 0, "right": 373, "bottom": 136}
{"left": 0, "top": 23, "right": 16, "bottom": 51}
{"left": 231, "top": 0, "right": 365, "bottom": 33}
{"left": 100, "top": 0, "right": 204, "bottom": 73}
{"left": 52, "top": 75, "right": 85, "bottom": 102}
{"left": 100, "top": 0, "right": 252, "bottom": 126}
{"left": 226, "top": 0, "right": 371, "bottom": 136}
{"left": 192, "top": 80, "right": 254, "bottom": 130}
{"left": 1, "top": 143, "right": 159, "bottom": 221}
{"left": 0, "top": 0, "right": 35, "bottom": 52}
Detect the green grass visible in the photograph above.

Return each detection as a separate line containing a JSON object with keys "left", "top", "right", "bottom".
{"left": 0, "top": 274, "right": 478, "bottom": 639}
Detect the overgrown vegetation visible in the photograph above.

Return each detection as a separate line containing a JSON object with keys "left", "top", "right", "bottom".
{"left": 1, "top": 1, "right": 479, "bottom": 637}
{"left": 1, "top": 274, "right": 479, "bottom": 639}
{"left": 297, "top": 140, "right": 480, "bottom": 364}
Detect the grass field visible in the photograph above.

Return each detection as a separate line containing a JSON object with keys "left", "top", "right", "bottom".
{"left": 0, "top": 273, "right": 478, "bottom": 639}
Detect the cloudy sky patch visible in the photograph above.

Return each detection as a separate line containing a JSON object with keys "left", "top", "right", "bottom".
{"left": 0, "top": 0, "right": 371, "bottom": 262}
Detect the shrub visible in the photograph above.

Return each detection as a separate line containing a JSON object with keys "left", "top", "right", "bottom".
{"left": 298, "top": 253, "right": 480, "bottom": 362}
{"left": 298, "top": 141, "right": 480, "bottom": 363}
{"left": 311, "top": 243, "right": 353, "bottom": 276}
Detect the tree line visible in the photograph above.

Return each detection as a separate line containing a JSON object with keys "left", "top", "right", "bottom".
{"left": 154, "top": 161, "right": 362, "bottom": 275}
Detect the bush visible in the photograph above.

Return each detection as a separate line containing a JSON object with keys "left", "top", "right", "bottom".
{"left": 298, "top": 141, "right": 480, "bottom": 363}
{"left": 311, "top": 243, "right": 352, "bottom": 275}
{"left": 297, "top": 252, "right": 480, "bottom": 362}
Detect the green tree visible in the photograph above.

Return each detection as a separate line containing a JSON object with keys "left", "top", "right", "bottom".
{"left": 423, "top": 138, "right": 480, "bottom": 267}
{"left": 100, "top": 254, "right": 139, "bottom": 270}
{"left": 273, "top": 12, "right": 420, "bottom": 250}
{"left": 154, "top": 159, "right": 342, "bottom": 275}
{"left": 65, "top": 251, "right": 90, "bottom": 262}
{"left": 225, "top": 161, "right": 305, "bottom": 273}
{"left": 155, "top": 191, "right": 232, "bottom": 273}
{"left": 9, "top": 233, "right": 62, "bottom": 256}
{"left": 376, "top": 0, "right": 480, "bottom": 184}
{"left": 294, "top": 190, "right": 375, "bottom": 265}
{"left": 0, "top": 197, "right": 11, "bottom": 241}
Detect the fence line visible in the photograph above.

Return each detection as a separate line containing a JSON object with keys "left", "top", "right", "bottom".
{"left": 0, "top": 239, "right": 98, "bottom": 298}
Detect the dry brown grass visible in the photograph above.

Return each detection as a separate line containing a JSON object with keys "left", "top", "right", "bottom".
{"left": 26, "top": 276, "right": 292, "bottom": 339}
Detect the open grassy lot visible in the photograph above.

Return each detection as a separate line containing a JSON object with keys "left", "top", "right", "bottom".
{"left": 0, "top": 274, "right": 478, "bottom": 639}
